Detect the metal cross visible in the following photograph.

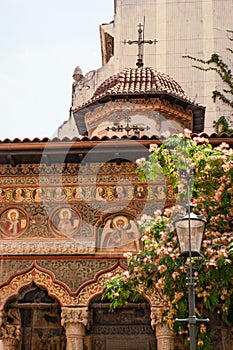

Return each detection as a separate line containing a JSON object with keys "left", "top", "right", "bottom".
{"left": 105, "top": 108, "right": 150, "bottom": 137}
{"left": 123, "top": 20, "right": 157, "bottom": 68}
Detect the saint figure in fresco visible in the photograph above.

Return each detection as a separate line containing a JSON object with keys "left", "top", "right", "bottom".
{"left": 115, "top": 185, "right": 126, "bottom": 200}
{"left": 156, "top": 185, "right": 166, "bottom": 200}
{"left": 135, "top": 185, "right": 145, "bottom": 199}
{"left": 1, "top": 209, "right": 27, "bottom": 236}
{"left": 51, "top": 208, "right": 80, "bottom": 236}
{"left": 95, "top": 187, "right": 105, "bottom": 201}
{"left": 53, "top": 187, "right": 66, "bottom": 201}
{"left": 33, "top": 188, "right": 42, "bottom": 202}
{"left": 74, "top": 186, "right": 84, "bottom": 200}
{"left": 100, "top": 216, "right": 140, "bottom": 252}
{"left": 13, "top": 188, "right": 24, "bottom": 202}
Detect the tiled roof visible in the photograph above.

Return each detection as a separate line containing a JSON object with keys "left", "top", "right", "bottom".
{"left": 90, "top": 67, "right": 193, "bottom": 103}
{"left": 0, "top": 133, "right": 232, "bottom": 164}
{"left": 0, "top": 132, "right": 233, "bottom": 144}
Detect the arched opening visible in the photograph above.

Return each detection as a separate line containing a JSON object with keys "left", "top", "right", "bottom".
{"left": 86, "top": 295, "right": 156, "bottom": 350}
{"left": 3, "top": 283, "right": 66, "bottom": 350}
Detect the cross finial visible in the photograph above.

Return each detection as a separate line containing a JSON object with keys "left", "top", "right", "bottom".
{"left": 123, "top": 19, "right": 157, "bottom": 68}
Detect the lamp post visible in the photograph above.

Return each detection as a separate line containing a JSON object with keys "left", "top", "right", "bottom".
{"left": 173, "top": 174, "right": 209, "bottom": 350}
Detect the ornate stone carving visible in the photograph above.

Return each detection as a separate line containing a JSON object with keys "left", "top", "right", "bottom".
{"left": 61, "top": 307, "right": 89, "bottom": 350}
{"left": 1, "top": 335, "right": 21, "bottom": 350}
{"left": 91, "top": 339, "right": 104, "bottom": 350}
{"left": 0, "top": 308, "right": 21, "bottom": 350}
{"left": 77, "top": 266, "right": 125, "bottom": 305}
{"left": 150, "top": 307, "right": 158, "bottom": 330}
{"left": 39, "top": 260, "right": 118, "bottom": 292}
{"left": 61, "top": 307, "right": 89, "bottom": 328}
{"left": 0, "top": 262, "right": 133, "bottom": 311}
{"left": 71, "top": 66, "right": 95, "bottom": 109}
{"left": 0, "top": 240, "right": 95, "bottom": 256}
{"left": 90, "top": 325, "right": 153, "bottom": 335}
{"left": 0, "top": 260, "right": 33, "bottom": 284}
{"left": 0, "top": 267, "right": 74, "bottom": 308}
{"left": 76, "top": 264, "right": 163, "bottom": 308}
{"left": 147, "top": 289, "right": 166, "bottom": 307}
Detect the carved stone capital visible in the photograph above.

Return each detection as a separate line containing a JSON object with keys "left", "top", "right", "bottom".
{"left": 0, "top": 308, "right": 21, "bottom": 350}
{"left": 150, "top": 307, "right": 163, "bottom": 330}
{"left": 0, "top": 324, "right": 21, "bottom": 350}
{"left": 61, "top": 307, "right": 89, "bottom": 328}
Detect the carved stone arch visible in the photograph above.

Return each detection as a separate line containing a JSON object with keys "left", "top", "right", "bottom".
{"left": 76, "top": 262, "right": 165, "bottom": 308}
{"left": 76, "top": 262, "right": 124, "bottom": 306}
{"left": 0, "top": 263, "right": 74, "bottom": 309}
{"left": 77, "top": 263, "right": 167, "bottom": 350}
{"left": 2, "top": 278, "right": 67, "bottom": 350}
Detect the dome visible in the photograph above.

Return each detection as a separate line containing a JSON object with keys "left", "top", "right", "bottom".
{"left": 91, "top": 67, "right": 191, "bottom": 102}
{"left": 73, "top": 66, "right": 205, "bottom": 135}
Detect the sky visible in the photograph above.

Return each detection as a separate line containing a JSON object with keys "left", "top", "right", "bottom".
{"left": 0, "top": 0, "right": 114, "bottom": 140}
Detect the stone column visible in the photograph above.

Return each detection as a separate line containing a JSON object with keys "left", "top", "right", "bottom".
{"left": 156, "top": 323, "right": 175, "bottom": 350}
{"left": 151, "top": 307, "right": 174, "bottom": 350}
{"left": 61, "top": 307, "right": 89, "bottom": 350}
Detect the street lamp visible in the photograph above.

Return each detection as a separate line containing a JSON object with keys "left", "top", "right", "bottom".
{"left": 173, "top": 175, "right": 209, "bottom": 350}
{"left": 174, "top": 204, "right": 206, "bottom": 258}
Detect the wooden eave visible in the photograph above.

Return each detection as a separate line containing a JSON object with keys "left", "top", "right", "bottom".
{"left": 0, "top": 134, "right": 232, "bottom": 165}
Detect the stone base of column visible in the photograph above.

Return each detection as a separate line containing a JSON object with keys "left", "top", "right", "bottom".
{"left": 156, "top": 323, "right": 174, "bottom": 350}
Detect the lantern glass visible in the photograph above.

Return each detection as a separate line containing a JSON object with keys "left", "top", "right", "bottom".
{"left": 173, "top": 206, "right": 206, "bottom": 256}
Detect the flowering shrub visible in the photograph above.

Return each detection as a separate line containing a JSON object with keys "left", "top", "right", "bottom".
{"left": 103, "top": 131, "right": 233, "bottom": 349}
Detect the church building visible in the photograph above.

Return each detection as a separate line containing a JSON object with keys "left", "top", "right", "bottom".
{"left": 0, "top": 1, "right": 232, "bottom": 349}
